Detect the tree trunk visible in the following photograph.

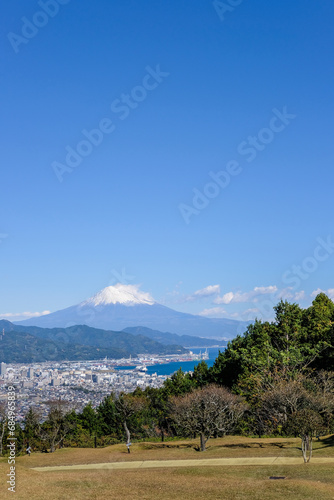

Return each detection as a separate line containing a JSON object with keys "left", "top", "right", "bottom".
{"left": 200, "top": 433, "right": 207, "bottom": 452}
{"left": 123, "top": 421, "right": 131, "bottom": 452}
{"left": 302, "top": 435, "right": 312, "bottom": 463}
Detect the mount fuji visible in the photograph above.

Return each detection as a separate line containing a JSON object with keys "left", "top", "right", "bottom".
{"left": 15, "top": 284, "right": 248, "bottom": 340}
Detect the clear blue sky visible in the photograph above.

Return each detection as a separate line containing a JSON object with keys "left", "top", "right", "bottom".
{"left": 1, "top": 0, "right": 334, "bottom": 322}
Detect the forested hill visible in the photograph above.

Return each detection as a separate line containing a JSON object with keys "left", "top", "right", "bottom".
{"left": 123, "top": 326, "right": 226, "bottom": 347}
{"left": 0, "top": 321, "right": 187, "bottom": 362}
{"left": 209, "top": 293, "right": 334, "bottom": 388}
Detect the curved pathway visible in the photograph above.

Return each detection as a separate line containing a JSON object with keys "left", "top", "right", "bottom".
{"left": 32, "top": 456, "right": 334, "bottom": 472}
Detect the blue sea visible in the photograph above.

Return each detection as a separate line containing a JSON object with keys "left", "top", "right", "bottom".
{"left": 114, "top": 347, "right": 225, "bottom": 377}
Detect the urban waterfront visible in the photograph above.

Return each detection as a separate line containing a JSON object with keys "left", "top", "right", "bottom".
{"left": 114, "top": 347, "right": 225, "bottom": 376}
{"left": 0, "top": 348, "right": 225, "bottom": 421}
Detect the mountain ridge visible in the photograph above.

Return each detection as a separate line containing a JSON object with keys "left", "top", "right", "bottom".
{"left": 0, "top": 320, "right": 187, "bottom": 362}
{"left": 122, "top": 326, "right": 227, "bottom": 348}
{"left": 14, "top": 285, "right": 249, "bottom": 339}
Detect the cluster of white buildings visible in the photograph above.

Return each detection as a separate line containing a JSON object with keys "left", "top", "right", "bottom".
{"left": 0, "top": 357, "right": 170, "bottom": 421}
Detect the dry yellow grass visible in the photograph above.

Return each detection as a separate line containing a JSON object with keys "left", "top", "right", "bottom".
{"left": 1, "top": 436, "right": 334, "bottom": 499}
{"left": 1, "top": 463, "right": 334, "bottom": 500}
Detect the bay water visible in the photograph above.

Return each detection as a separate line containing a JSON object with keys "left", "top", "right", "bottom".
{"left": 114, "top": 347, "right": 225, "bottom": 377}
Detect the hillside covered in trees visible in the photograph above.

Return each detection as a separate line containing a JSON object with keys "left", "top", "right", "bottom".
{"left": 0, "top": 320, "right": 187, "bottom": 362}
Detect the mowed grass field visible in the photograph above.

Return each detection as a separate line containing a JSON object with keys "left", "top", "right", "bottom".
{"left": 1, "top": 436, "right": 334, "bottom": 499}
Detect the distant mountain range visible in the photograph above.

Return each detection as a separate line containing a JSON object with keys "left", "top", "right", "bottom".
{"left": 123, "top": 326, "right": 227, "bottom": 348}
{"left": 0, "top": 320, "right": 187, "bottom": 363}
{"left": 15, "top": 284, "right": 248, "bottom": 339}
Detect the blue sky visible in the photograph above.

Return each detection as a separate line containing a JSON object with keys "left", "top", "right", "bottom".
{"left": 1, "top": 0, "right": 334, "bottom": 323}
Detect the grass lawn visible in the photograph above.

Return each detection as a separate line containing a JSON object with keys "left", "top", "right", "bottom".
{"left": 1, "top": 435, "right": 333, "bottom": 499}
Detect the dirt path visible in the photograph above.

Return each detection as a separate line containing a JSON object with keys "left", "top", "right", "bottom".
{"left": 32, "top": 456, "right": 334, "bottom": 472}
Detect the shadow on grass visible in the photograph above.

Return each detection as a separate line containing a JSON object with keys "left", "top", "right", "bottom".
{"left": 220, "top": 442, "right": 287, "bottom": 449}
{"left": 142, "top": 443, "right": 194, "bottom": 450}
{"left": 319, "top": 435, "right": 334, "bottom": 449}
{"left": 141, "top": 437, "right": 319, "bottom": 454}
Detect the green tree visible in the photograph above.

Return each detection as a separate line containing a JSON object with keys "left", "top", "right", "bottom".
{"left": 144, "top": 387, "right": 170, "bottom": 441}
{"left": 114, "top": 393, "right": 147, "bottom": 451}
{"left": 302, "top": 293, "right": 334, "bottom": 370}
{"left": 209, "top": 296, "right": 334, "bottom": 395}
{"left": 23, "top": 407, "right": 41, "bottom": 449}
{"left": 209, "top": 320, "right": 273, "bottom": 389}
{"left": 272, "top": 300, "right": 303, "bottom": 351}
{"left": 96, "top": 394, "right": 118, "bottom": 438}
{"left": 79, "top": 403, "right": 97, "bottom": 437}
{"left": 163, "top": 368, "right": 195, "bottom": 396}
{"left": 189, "top": 360, "right": 210, "bottom": 388}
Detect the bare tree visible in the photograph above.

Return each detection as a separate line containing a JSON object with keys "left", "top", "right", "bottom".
{"left": 114, "top": 393, "right": 146, "bottom": 453}
{"left": 258, "top": 373, "right": 334, "bottom": 462}
{"left": 314, "top": 371, "right": 334, "bottom": 428}
{"left": 40, "top": 399, "right": 74, "bottom": 453}
{"left": 171, "top": 385, "right": 246, "bottom": 451}
{"left": 285, "top": 409, "right": 325, "bottom": 463}
{"left": 257, "top": 375, "right": 311, "bottom": 434}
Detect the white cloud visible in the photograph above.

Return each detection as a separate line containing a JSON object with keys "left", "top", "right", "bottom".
{"left": 274, "top": 288, "right": 305, "bottom": 302}
{"left": 276, "top": 288, "right": 294, "bottom": 300}
{"left": 311, "top": 288, "right": 334, "bottom": 300}
{"left": 311, "top": 288, "right": 324, "bottom": 297}
{"left": 214, "top": 286, "right": 277, "bottom": 305}
{"left": 199, "top": 306, "right": 227, "bottom": 317}
{"left": 293, "top": 291, "right": 306, "bottom": 301}
{"left": 241, "top": 308, "right": 261, "bottom": 320}
{"left": 185, "top": 284, "right": 220, "bottom": 302}
{"left": 244, "top": 308, "right": 261, "bottom": 315}
{"left": 235, "top": 307, "right": 275, "bottom": 323}
{"left": 164, "top": 281, "right": 183, "bottom": 297}
{"left": 253, "top": 286, "right": 278, "bottom": 295}
{"left": 228, "top": 312, "right": 240, "bottom": 318}
{"left": 214, "top": 291, "right": 235, "bottom": 304}
{"left": 0, "top": 311, "right": 51, "bottom": 320}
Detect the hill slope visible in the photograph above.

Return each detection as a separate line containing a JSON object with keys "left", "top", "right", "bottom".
{"left": 123, "top": 326, "right": 227, "bottom": 347}
{"left": 0, "top": 320, "right": 187, "bottom": 362}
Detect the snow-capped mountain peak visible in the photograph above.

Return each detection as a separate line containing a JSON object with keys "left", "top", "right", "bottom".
{"left": 15, "top": 284, "right": 248, "bottom": 339}
{"left": 80, "top": 284, "right": 155, "bottom": 307}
